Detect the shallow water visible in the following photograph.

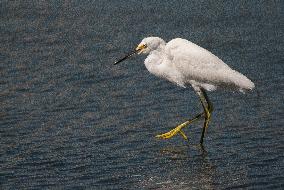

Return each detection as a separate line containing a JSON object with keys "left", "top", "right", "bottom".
{"left": 1, "top": 0, "right": 283, "bottom": 189}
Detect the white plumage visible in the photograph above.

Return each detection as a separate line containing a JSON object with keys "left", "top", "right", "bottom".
{"left": 139, "top": 37, "right": 255, "bottom": 92}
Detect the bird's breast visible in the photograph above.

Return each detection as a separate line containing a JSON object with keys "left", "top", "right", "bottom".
{"left": 144, "top": 53, "right": 162, "bottom": 73}
{"left": 144, "top": 54, "right": 185, "bottom": 87}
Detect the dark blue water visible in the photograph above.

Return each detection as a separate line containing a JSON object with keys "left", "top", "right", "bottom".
{"left": 1, "top": 0, "right": 283, "bottom": 189}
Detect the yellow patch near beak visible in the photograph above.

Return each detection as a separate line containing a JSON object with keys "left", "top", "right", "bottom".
{"left": 136, "top": 44, "right": 147, "bottom": 53}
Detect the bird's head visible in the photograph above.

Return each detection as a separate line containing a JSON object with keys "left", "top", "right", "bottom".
{"left": 136, "top": 37, "right": 166, "bottom": 54}
{"left": 114, "top": 37, "right": 165, "bottom": 65}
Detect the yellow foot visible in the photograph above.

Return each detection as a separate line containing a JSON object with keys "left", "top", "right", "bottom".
{"left": 178, "top": 130, "right": 188, "bottom": 140}
{"left": 156, "top": 121, "right": 190, "bottom": 140}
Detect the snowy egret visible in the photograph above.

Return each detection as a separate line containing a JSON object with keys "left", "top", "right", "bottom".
{"left": 114, "top": 37, "right": 254, "bottom": 144}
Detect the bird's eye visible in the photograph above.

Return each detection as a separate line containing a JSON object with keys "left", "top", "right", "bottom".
{"left": 143, "top": 44, "right": 147, "bottom": 48}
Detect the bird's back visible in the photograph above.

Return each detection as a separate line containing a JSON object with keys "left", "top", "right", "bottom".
{"left": 165, "top": 38, "right": 254, "bottom": 92}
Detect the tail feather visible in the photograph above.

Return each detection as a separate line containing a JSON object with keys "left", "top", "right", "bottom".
{"left": 230, "top": 70, "right": 255, "bottom": 92}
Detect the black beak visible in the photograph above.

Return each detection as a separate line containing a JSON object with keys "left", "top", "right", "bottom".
{"left": 114, "top": 49, "right": 138, "bottom": 65}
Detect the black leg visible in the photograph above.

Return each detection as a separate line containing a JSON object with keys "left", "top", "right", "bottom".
{"left": 156, "top": 88, "right": 213, "bottom": 141}
{"left": 199, "top": 88, "right": 213, "bottom": 144}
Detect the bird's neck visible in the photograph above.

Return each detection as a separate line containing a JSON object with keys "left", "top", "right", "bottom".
{"left": 146, "top": 49, "right": 163, "bottom": 64}
{"left": 144, "top": 47, "right": 167, "bottom": 76}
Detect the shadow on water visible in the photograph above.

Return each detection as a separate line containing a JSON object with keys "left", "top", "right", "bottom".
{"left": 159, "top": 143, "right": 208, "bottom": 158}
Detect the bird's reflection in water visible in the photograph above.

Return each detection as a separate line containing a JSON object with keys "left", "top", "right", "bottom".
{"left": 154, "top": 144, "right": 217, "bottom": 189}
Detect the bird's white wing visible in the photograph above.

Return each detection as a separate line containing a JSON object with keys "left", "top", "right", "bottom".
{"left": 165, "top": 38, "right": 233, "bottom": 87}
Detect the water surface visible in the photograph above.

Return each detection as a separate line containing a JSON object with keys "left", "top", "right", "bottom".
{"left": 1, "top": 1, "right": 283, "bottom": 189}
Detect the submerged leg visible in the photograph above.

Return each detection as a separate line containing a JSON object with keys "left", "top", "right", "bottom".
{"left": 199, "top": 88, "right": 213, "bottom": 144}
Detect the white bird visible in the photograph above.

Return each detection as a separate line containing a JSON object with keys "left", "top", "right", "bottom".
{"left": 114, "top": 37, "right": 255, "bottom": 144}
